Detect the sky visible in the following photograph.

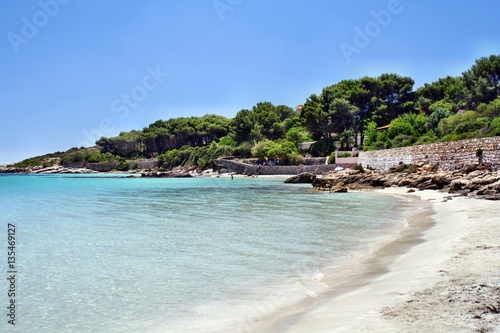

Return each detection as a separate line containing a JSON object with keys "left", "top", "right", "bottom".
{"left": 1, "top": 0, "right": 500, "bottom": 165}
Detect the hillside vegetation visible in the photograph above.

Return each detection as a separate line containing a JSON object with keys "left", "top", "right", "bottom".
{"left": 12, "top": 55, "right": 500, "bottom": 170}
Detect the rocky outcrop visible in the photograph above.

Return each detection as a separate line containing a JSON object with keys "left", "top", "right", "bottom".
{"left": 31, "top": 166, "right": 98, "bottom": 174}
{"left": 284, "top": 172, "right": 317, "bottom": 184}
{"left": 311, "top": 163, "right": 500, "bottom": 200}
{"left": 0, "top": 166, "right": 98, "bottom": 174}
{"left": 0, "top": 166, "right": 28, "bottom": 173}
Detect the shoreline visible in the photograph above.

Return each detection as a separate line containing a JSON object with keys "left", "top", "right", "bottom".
{"left": 0, "top": 170, "right": 292, "bottom": 179}
{"left": 280, "top": 188, "right": 500, "bottom": 332}
{"left": 3, "top": 173, "right": 498, "bottom": 331}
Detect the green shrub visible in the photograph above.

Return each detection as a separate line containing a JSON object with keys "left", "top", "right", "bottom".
{"left": 267, "top": 141, "right": 297, "bottom": 160}
{"left": 477, "top": 98, "right": 500, "bottom": 118}
{"left": 414, "top": 131, "right": 437, "bottom": 145}
{"left": 327, "top": 153, "right": 336, "bottom": 164}
{"left": 338, "top": 152, "right": 352, "bottom": 158}
{"left": 14, "top": 157, "right": 44, "bottom": 168}
{"left": 251, "top": 140, "right": 275, "bottom": 160}
{"left": 60, "top": 150, "right": 119, "bottom": 164}
{"left": 391, "top": 134, "right": 415, "bottom": 148}
{"left": 363, "top": 121, "right": 378, "bottom": 146}
{"left": 159, "top": 142, "right": 236, "bottom": 169}
{"left": 285, "top": 126, "right": 312, "bottom": 145}
{"left": 426, "top": 108, "right": 452, "bottom": 133}
{"left": 395, "top": 164, "right": 417, "bottom": 174}
{"left": 289, "top": 152, "right": 305, "bottom": 165}
{"left": 218, "top": 136, "right": 237, "bottom": 147}
{"left": 438, "top": 111, "right": 482, "bottom": 137}
{"left": 352, "top": 164, "right": 365, "bottom": 173}
{"left": 309, "top": 138, "right": 335, "bottom": 157}
{"left": 251, "top": 140, "right": 298, "bottom": 162}
{"left": 116, "top": 161, "right": 129, "bottom": 171}
{"left": 428, "top": 100, "right": 456, "bottom": 113}
{"left": 131, "top": 163, "right": 139, "bottom": 170}
{"left": 489, "top": 117, "right": 500, "bottom": 136}
{"left": 159, "top": 149, "right": 181, "bottom": 168}
{"left": 388, "top": 113, "right": 427, "bottom": 140}
{"left": 448, "top": 133, "right": 469, "bottom": 141}
{"left": 233, "top": 142, "right": 252, "bottom": 157}
{"left": 42, "top": 160, "right": 56, "bottom": 168}
{"left": 453, "top": 118, "right": 489, "bottom": 134}
{"left": 365, "top": 130, "right": 392, "bottom": 151}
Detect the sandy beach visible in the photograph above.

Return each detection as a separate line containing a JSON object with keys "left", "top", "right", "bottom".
{"left": 282, "top": 188, "right": 500, "bottom": 333}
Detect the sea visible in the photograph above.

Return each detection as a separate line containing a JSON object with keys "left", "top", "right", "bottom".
{"left": 0, "top": 174, "right": 420, "bottom": 332}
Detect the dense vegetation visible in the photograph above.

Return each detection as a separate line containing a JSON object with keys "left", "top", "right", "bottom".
{"left": 12, "top": 55, "right": 500, "bottom": 169}
{"left": 94, "top": 102, "right": 310, "bottom": 168}
{"left": 301, "top": 55, "right": 500, "bottom": 151}
{"left": 11, "top": 147, "right": 120, "bottom": 168}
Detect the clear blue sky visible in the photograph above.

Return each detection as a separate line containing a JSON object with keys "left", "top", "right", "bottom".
{"left": 1, "top": 0, "right": 499, "bottom": 165}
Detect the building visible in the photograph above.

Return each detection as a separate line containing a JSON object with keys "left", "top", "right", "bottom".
{"left": 295, "top": 104, "right": 304, "bottom": 113}
{"left": 298, "top": 141, "right": 316, "bottom": 150}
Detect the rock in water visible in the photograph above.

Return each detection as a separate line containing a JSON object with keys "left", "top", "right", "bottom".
{"left": 331, "top": 186, "right": 348, "bottom": 193}
{"left": 284, "top": 172, "right": 317, "bottom": 184}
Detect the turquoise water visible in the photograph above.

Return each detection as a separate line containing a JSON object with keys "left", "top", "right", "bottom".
{"left": 0, "top": 175, "right": 413, "bottom": 332}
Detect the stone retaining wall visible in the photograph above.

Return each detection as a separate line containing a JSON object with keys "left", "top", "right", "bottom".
{"left": 62, "top": 159, "right": 159, "bottom": 172}
{"left": 214, "top": 159, "right": 349, "bottom": 175}
{"left": 359, "top": 137, "right": 500, "bottom": 171}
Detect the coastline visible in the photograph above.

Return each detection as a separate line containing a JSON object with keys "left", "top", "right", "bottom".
{"left": 280, "top": 188, "right": 500, "bottom": 332}
{"left": 3, "top": 173, "right": 498, "bottom": 331}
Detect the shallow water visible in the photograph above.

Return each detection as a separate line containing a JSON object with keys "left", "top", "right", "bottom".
{"left": 0, "top": 174, "right": 413, "bottom": 332}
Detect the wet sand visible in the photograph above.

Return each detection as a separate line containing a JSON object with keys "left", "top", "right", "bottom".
{"left": 281, "top": 188, "right": 500, "bottom": 332}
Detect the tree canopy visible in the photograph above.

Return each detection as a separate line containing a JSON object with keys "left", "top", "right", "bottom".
{"left": 14, "top": 55, "right": 500, "bottom": 170}
{"left": 85, "top": 55, "right": 500, "bottom": 168}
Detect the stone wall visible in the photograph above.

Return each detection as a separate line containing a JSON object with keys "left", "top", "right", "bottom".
{"left": 335, "top": 157, "right": 359, "bottom": 165}
{"left": 359, "top": 137, "right": 500, "bottom": 171}
{"left": 130, "top": 159, "right": 159, "bottom": 169}
{"left": 62, "top": 159, "right": 159, "bottom": 172}
{"left": 303, "top": 157, "right": 327, "bottom": 165}
{"left": 214, "top": 159, "right": 349, "bottom": 175}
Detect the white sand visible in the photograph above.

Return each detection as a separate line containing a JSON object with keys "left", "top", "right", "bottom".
{"left": 282, "top": 188, "right": 500, "bottom": 333}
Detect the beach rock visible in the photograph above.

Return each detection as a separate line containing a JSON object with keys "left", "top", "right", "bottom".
{"left": 421, "top": 164, "right": 437, "bottom": 172}
{"left": 312, "top": 177, "right": 333, "bottom": 191}
{"left": 449, "top": 180, "right": 466, "bottom": 192}
{"left": 369, "top": 175, "right": 387, "bottom": 187}
{"left": 331, "top": 186, "right": 348, "bottom": 193}
{"left": 284, "top": 172, "right": 317, "bottom": 184}
{"left": 404, "top": 175, "right": 429, "bottom": 188}
{"left": 397, "top": 178, "right": 414, "bottom": 187}
{"left": 463, "top": 162, "right": 479, "bottom": 174}
{"left": 310, "top": 165, "right": 500, "bottom": 200}
{"left": 475, "top": 181, "right": 500, "bottom": 198}
{"left": 418, "top": 180, "right": 442, "bottom": 190}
